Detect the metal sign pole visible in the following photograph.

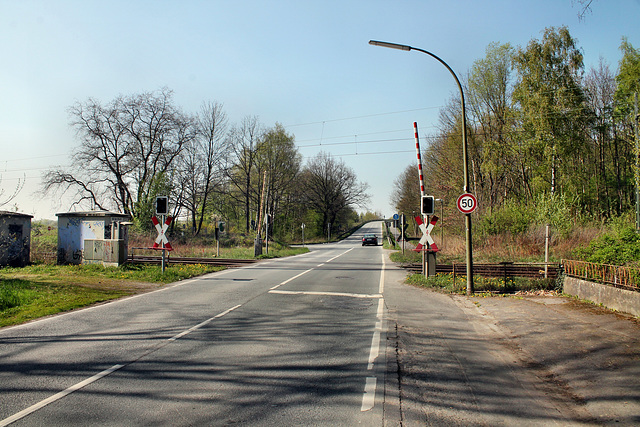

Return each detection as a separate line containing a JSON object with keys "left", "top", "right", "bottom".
{"left": 401, "top": 214, "right": 405, "bottom": 254}
{"left": 161, "top": 214, "right": 166, "bottom": 274}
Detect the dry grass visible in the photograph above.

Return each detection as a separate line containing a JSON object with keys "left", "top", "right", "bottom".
{"left": 431, "top": 222, "right": 606, "bottom": 264}
{"left": 30, "top": 219, "right": 609, "bottom": 266}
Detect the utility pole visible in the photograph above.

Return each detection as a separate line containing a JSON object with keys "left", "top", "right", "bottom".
{"left": 635, "top": 93, "right": 639, "bottom": 231}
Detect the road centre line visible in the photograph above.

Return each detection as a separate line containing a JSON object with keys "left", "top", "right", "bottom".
{"left": 168, "top": 304, "right": 242, "bottom": 341}
{"left": 0, "top": 304, "right": 242, "bottom": 426}
{"left": 326, "top": 248, "right": 353, "bottom": 263}
{"left": 269, "top": 248, "right": 353, "bottom": 291}
{"left": 270, "top": 268, "right": 314, "bottom": 290}
{"left": 0, "top": 364, "right": 125, "bottom": 427}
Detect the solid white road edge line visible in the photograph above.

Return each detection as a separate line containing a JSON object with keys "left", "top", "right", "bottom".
{"left": 361, "top": 377, "right": 377, "bottom": 412}
{"left": 362, "top": 255, "right": 386, "bottom": 412}
{"left": 379, "top": 253, "right": 385, "bottom": 294}
{"left": 367, "top": 320, "right": 383, "bottom": 370}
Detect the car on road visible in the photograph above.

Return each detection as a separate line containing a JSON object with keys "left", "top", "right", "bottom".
{"left": 362, "top": 234, "right": 378, "bottom": 246}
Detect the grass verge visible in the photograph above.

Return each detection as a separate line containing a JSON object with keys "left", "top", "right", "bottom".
{"left": 405, "top": 272, "right": 561, "bottom": 295}
{"left": 132, "top": 245, "right": 310, "bottom": 260}
{"left": 0, "top": 263, "right": 223, "bottom": 328}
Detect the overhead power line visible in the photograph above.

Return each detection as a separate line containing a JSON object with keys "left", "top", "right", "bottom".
{"left": 284, "top": 106, "right": 441, "bottom": 128}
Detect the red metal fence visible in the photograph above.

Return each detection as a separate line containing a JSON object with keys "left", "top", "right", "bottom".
{"left": 562, "top": 259, "right": 640, "bottom": 291}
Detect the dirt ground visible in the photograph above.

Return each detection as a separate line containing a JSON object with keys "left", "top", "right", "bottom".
{"left": 461, "top": 293, "right": 640, "bottom": 425}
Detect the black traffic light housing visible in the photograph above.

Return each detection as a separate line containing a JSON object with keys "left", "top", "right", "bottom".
{"left": 155, "top": 196, "right": 168, "bottom": 215}
{"left": 421, "top": 195, "right": 435, "bottom": 216}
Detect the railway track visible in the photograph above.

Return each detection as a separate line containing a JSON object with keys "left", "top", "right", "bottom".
{"left": 127, "top": 255, "right": 258, "bottom": 267}
{"left": 404, "top": 262, "right": 560, "bottom": 280}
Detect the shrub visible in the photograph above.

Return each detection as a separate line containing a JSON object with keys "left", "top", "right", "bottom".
{"left": 479, "top": 199, "right": 533, "bottom": 236}
{"left": 574, "top": 225, "right": 640, "bottom": 266}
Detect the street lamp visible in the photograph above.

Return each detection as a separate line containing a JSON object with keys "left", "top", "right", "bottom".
{"left": 369, "top": 40, "right": 474, "bottom": 295}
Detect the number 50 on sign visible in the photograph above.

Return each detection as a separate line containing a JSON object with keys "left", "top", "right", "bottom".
{"left": 457, "top": 193, "right": 478, "bottom": 214}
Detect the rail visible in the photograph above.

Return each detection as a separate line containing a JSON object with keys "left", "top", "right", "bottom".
{"left": 403, "top": 262, "right": 560, "bottom": 280}
{"left": 127, "top": 255, "right": 257, "bottom": 267}
{"left": 562, "top": 259, "right": 640, "bottom": 291}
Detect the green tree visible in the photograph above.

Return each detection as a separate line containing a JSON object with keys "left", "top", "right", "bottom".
{"left": 613, "top": 38, "right": 640, "bottom": 214}
{"left": 255, "top": 123, "right": 302, "bottom": 239}
{"left": 513, "top": 26, "right": 589, "bottom": 197}
{"left": 614, "top": 37, "right": 640, "bottom": 118}
{"left": 466, "top": 42, "right": 521, "bottom": 208}
{"left": 390, "top": 164, "right": 421, "bottom": 218}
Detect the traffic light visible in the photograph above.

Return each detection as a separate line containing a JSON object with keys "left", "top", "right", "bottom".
{"left": 155, "top": 196, "right": 168, "bottom": 215}
{"left": 421, "top": 195, "right": 435, "bottom": 216}
{"left": 218, "top": 221, "right": 225, "bottom": 233}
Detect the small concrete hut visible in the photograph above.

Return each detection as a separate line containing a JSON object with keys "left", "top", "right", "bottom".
{"left": 0, "top": 211, "right": 33, "bottom": 267}
{"left": 56, "top": 210, "right": 130, "bottom": 266}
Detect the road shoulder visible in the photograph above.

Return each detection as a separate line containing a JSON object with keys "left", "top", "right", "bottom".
{"left": 383, "top": 255, "right": 640, "bottom": 425}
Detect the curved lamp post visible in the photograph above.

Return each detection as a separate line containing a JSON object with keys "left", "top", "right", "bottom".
{"left": 369, "top": 40, "right": 474, "bottom": 295}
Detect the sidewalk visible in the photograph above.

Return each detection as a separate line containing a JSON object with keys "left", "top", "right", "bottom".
{"left": 382, "top": 251, "right": 640, "bottom": 426}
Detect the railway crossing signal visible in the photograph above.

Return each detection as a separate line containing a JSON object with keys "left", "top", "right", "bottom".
{"left": 155, "top": 196, "right": 169, "bottom": 215}
{"left": 152, "top": 215, "right": 173, "bottom": 251}
{"left": 414, "top": 215, "right": 439, "bottom": 252}
{"left": 421, "top": 195, "right": 435, "bottom": 216}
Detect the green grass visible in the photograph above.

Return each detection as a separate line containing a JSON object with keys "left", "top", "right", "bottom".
{"left": 389, "top": 250, "right": 421, "bottom": 265}
{"left": 0, "top": 263, "right": 224, "bottom": 328}
{"left": 2, "top": 235, "right": 310, "bottom": 329}
{"left": 0, "top": 278, "right": 130, "bottom": 328}
{"left": 405, "top": 272, "right": 560, "bottom": 295}
{"left": 256, "top": 245, "right": 310, "bottom": 259}
{"left": 161, "top": 244, "right": 309, "bottom": 260}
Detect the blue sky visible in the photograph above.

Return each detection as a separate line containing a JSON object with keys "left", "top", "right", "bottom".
{"left": 1, "top": 0, "right": 640, "bottom": 220}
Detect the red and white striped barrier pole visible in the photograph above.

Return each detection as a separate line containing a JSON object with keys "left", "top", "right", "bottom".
{"left": 414, "top": 122, "right": 425, "bottom": 199}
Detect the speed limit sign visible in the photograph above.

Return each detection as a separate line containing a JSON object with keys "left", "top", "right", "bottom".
{"left": 457, "top": 193, "right": 478, "bottom": 214}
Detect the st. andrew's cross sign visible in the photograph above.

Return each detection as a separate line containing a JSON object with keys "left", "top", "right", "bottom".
{"left": 152, "top": 215, "right": 173, "bottom": 251}
{"left": 414, "top": 215, "right": 438, "bottom": 252}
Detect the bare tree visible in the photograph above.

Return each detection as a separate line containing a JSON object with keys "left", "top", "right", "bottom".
{"left": 573, "top": 0, "right": 595, "bottom": 20}
{"left": 42, "top": 88, "right": 195, "bottom": 222}
{"left": 301, "top": 152, "right": 369, "bottom": 234}
{"left": 226, "top": 116, "right": 263, "bottom": 233}
{"left": 391, "top": 164, "right": 420, "bottom": 217}
{"left": 584, "top": 58, "right": 621, "bottom": 215}
{"left": 0, "top": 174, "right": 25, "bottom": 210}
{"left": 178, "top": 101, "right": 230, "bottom": 235}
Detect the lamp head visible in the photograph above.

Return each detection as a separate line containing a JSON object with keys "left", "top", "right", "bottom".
{"left": 369, "top": 40, "right": 412, "bottom": 51}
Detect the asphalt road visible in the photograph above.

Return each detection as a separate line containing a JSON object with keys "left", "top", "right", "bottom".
{"left": 3, "top": 220, "right": 639, "bottom": 426}
{"left": 0, "top": 222, "right": 387, "bottom": 426}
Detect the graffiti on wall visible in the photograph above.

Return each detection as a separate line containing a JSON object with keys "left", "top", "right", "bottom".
{"left": 0, "top": 220, "right": 30, "bottom": 267}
